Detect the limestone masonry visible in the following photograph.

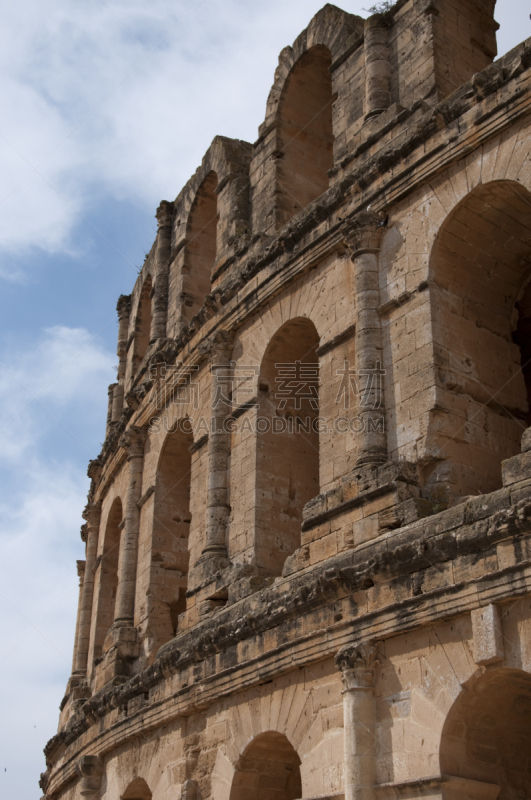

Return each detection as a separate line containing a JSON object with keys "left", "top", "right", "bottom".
{"left": 42, "top": 2, "right": 531, "bottom": 798}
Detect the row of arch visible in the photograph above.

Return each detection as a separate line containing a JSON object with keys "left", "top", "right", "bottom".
{"left": 95, "top": 177, "right": 531, "bottom": 655}
{"left": 124, "top": 0, "right": 508, "bottom": 382}
{"left": 115, "top": 668, "right": 531, "bottom": 799}
{"left": 129, "top": 41, "right": 336, "bottom": 366}
{"left": 94, "top": 314, "right": 320, "bottom": 657}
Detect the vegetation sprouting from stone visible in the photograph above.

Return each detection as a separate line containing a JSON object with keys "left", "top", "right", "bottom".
{"left": 364, "top": 1, "right": 396, "bottom": 15}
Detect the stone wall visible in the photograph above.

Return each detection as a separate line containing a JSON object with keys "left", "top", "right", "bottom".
{"left": 43, "top": 2, "right": 531, "bottom": 799}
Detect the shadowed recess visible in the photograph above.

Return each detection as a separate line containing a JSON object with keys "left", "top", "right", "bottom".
{"left": 229, "top": 731, "right": 302, "bottom": 800}
{"left": 440, "top": 668, "right": 531, "bottom": 796}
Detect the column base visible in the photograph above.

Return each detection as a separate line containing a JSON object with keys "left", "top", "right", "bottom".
{"left": 200, "top": 544, "right": 228, "bottom": 558}
{"left": 93, "top": 625, "right": 140, "bottom": 692}
{"left": 356, "top": 453, "right": 388, "bottom": 466}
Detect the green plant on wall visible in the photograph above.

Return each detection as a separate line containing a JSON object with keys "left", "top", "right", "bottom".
{"left": 364, "top": 1, "right": 395, "bottom": 13}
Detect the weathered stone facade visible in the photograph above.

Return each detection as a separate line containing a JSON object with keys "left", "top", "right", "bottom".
{"left": 42, "top": 2, "right": 531, "bottom": 798}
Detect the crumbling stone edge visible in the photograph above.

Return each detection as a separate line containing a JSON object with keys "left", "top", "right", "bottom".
{"left": 45, "top": 474, "right": 531, "bottom": 765}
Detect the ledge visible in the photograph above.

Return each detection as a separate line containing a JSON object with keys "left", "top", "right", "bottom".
{"left": 45, "top": 468, "right": 531, "bottom": 785}
{"left": 315, "top": 323, "right": 356, "bottom": 357}
{"left": 189, "top": 434, "right": 209, "bottom": 454}
{"left": 375, "top": 775, "right": 500, "bottom": 799}
{"left": 137, "top": 486, "right": 155, "bottom": 509}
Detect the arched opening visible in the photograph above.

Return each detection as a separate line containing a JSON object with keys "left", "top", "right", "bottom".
{"left": 134, "top": 276, "right": 153, "bottom": 366}
{"left": 513, "top": 277, "right": 531, "bottom": 427}
{"left": 184, "top": 171, "right": 219, "bottom": 321}
{"left": 151, "top": 424, "right": 193, "bottom": 645}
{"left": 93, "top": 497, "right": 122, "bottom": 659}
{"left": 440, "top": 668, "right": 531, "bottom": 796}
{"left": 229, "top": 731, "right": 302, "bottom": 800}
{"left": 428, "top": 180, "right": 531, "bottom": 500}
{"left": 255, "top": 318, "right": 320, "bottom": 576}
{"left": 276, "top": 45, "right": 334, "bottom": 228}
{"left": 122, "top": 777, "right": 152, "bottom": 800}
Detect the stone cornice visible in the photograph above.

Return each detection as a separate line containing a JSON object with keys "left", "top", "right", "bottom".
{"left": 47, "top": 559, "right": 531, "bottom": 797}
{"left": 46, "top": 478, "right": 531, "bottom": 794}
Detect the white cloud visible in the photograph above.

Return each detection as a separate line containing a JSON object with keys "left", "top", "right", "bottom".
{"left": 0, "top": 460, "right": 87, "bottom": 798}
{"left": 0, "top": 325, "right": 114, "bottom": 796}
{"left": 1, "top": 0, "right": 525, "bottom": 266}
{"left": 0, "top": 325, "right": 115, "bottom": 462}
{"left": 0, "top": 3, "right": 529, "bottom": 798}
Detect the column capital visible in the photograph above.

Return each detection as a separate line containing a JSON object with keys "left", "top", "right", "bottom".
{"left": 342, "top": 212, "right": 387, "bottom": 257}
{"left": 116, "top": 294, "right": 132, "bottom": 320}
{"left": 87, "top": 458, "right": 102, "bottom": 483}
{"left": 156, "top": 199, "right": 174, "bottom": 228}
{"left": 336, "top": 640, "right": 380, "bottom": 690}
{"left": 76, "top": 755, "right": 103, "bottom": 796}
{"left": 82, "top": 501, "right": 101, "bottom": 529}
{"left": 120, "top": 425, "right": 147, "bottom": 459}
{"left": 200, "top": 329, "right": 234, "bottom": 366}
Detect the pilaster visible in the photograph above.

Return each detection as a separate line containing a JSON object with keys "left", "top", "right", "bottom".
{"left": 72, "top": 502, "right": 101, "bottom": 677}
{"left": 151, "top": 200, "right": 174, "bottom": 341}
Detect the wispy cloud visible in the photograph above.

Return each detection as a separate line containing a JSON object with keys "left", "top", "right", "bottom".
{"left": 1, "top": 0, "right": 526, "bottom": 268}
{"left": 0, "top": 2, "right": 527, "bottom": 798}
{"left": 0, "top": 324, "right": 114, "bottom": 795}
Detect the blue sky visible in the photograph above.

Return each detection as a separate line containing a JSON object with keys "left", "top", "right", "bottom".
{"left": 0, "top": 1, "right": 528, "bottom": 797}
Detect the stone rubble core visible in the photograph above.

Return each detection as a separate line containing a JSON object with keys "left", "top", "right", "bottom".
{"left": 42, "top": 2, "right": 531, "bottom": 799}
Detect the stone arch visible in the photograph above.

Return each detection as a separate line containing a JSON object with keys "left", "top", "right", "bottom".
{"left": 174, "top": 136, "right": 253, "bottom": 249}
{"left": 255, "top": 317, "right": 320, "bottom": 576}
{"left": 170, "top": 136, "right": 253, "bottom": 331}
{"left": 134, "top": 276, "right": 153, "bottom": 367}
{"left": 427, "top": 179, "right": 531, "bottom": 500}
{"left": 380, "top": 123, "right": 531, "bottom": 474}
{"left": 275, "top": 45, "right": 334, "bottom": 228}
{"left": 183, "top": 170, "right": 219, "bottom": 322}
{"left": 440, "top": 668, "right": 531, "bottom": 796}
{"left": 263, "top": 6, "right": 362, "bottom": 124}
{"left": 229, "top": 732, "right": 302, "bottom": 800}
{"left": 149, "top": 421, "right": 194, "bottom": 648}
{"left": 92, "top": 496, "right": 123, "bottom": 660}
{"left": 210, "top": 660, "right": 343, "bottom": 800}
{"left": 121, "top": 776, "right": 152, "bottom": 799}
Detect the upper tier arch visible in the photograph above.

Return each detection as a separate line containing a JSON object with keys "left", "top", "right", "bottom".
{"left": 171, "top": 135, "right": 253, "bottom": 275}
{"left": 261, "top": 4, "right": 363, "bottom": 132}
{"left": 167, "top": 136, "right": 253, "bottom": 335}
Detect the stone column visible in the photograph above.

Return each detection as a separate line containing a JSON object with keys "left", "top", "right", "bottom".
{"left": 72, "top": 502, "right": 101, "bottom": 676}
{"left": 336, "top": 641, "right": 379, "bottom": 800}
{"left": 71, "top": 560, "right": 85, "bottom": 670}
{"left": 114, "top": 426, "right": 146, "bottom": 625}
{"left": 202, "top": 330, "right": 233, "bottom": 561}
{"left": 151, "top": 200, "right": 174, "bottom": 342}
{"left": 365, "top": 15, "right": 391, "bottom": 118}
{"left": 344, "top": 213, "right": 387, "bottom": 466}
{"left": 182, "top": 780, "right": 200, "bottom": 800}
{"left": 106, "top": 384, "right": 116, "bottom": 437}
{"left": 113, "top": 295, "right": 131, "bottom": 423}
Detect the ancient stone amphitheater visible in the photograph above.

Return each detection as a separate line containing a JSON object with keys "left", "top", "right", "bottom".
{"left": 41, "top": 2, "right": 531, "bottom": 799}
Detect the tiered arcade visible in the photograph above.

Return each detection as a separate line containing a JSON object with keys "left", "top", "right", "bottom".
{"left": 43, "top": 2, "right": 531, "bottom": 799}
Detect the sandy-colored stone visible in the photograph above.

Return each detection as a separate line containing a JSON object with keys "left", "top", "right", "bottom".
{"left": 43, "top": 5, "right": 531, "bottom": 800}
